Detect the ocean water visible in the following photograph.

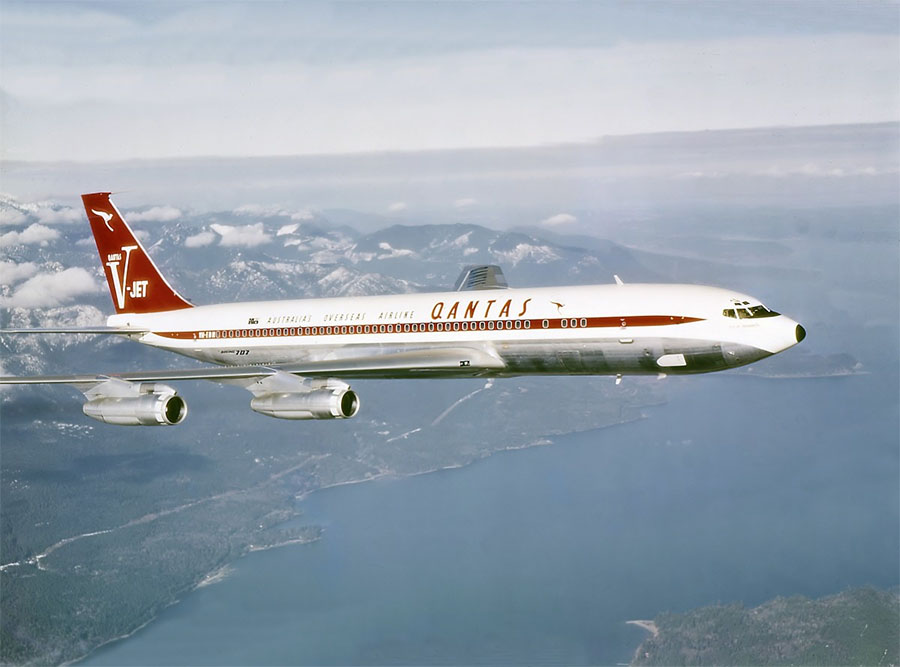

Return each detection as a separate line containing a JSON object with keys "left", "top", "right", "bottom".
{"left": 82, "top": 368, "right": 899, "bottom": 666}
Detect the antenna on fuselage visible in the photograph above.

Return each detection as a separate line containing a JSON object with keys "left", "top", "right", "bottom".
{"left": 614, "top": 275, "right": 624, "bottom": 285}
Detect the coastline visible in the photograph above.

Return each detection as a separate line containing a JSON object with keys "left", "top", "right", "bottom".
{"left": 195, "top": 565, "right": 235, "bottom": 589}
{"left": 627, "top": 619, "right": 659, "bottom": 666}
{"left": 626, "top": 619, "right": 658, "bottom": 637}
{"left": 299, "top": 412, "right": 651, "bottom": 500}
{"left": 69, "top": 531, "right": 323, "bottom": 665}
{"left": 58, "top": 411, "right": 660, "bottom": 666}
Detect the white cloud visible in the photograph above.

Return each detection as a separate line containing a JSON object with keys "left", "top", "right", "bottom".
{"left": 454, "top": 198, "right": 477, "bottom": 209}
{"left": 493, "top": 242, "right": 560, "bottom": 265}
{"left": 210, "top": 222, "right": 271, "bottom": 247}
{"left": 541, "top": 213, "right": 577, "bottom": 227}
{"left": 127, "top": 206, "right": 182, "bottom": 222}
{"left": 451, "top": 232, "right": 472, "bottom": 247}
{"left": 290, "top": 210, "right": 314, "bottom": 221}
{"left": 133, "top": 229, "right": 151, "bottom": 243}
{"left": 388, "top": 202, "right": 408, "bottom": 212}
{"left": 276, "top": 223, "right": 299, "bottom": 236}
{"left": 0, "top": 209, "right": 27, "bottom": 226}
{"left": 376, "top": 241, "right": 416, "bottom": 258}
{"left": 184, "top": 230, "right": 217, "bottom": 248}
{"left": 0, "top": 223, "right": 60, "bottom": 247}
{"left": 0, "top": 268, "right": 100, "bottom": 308}
{"left": 34, "top": 207, "right": 82, "bottom": 224}
{"left": 0, "top": 260, "right": 39, "bottom": 285}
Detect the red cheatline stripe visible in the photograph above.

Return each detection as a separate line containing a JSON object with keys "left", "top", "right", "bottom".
{"left": 152, "top": 315, "right": 703, "bottom": 341}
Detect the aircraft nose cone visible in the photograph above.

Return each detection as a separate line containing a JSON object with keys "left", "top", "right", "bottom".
{"left": 795, "top": 324, "right": 806, "bottom": 343}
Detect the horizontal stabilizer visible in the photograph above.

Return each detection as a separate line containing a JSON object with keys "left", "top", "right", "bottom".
{"left": 0, "top": 347, "right": 506, "bottom": 385}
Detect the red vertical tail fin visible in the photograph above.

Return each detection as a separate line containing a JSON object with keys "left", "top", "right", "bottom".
{"left": 82, "top": 193, "right": 193, "bottom": 314}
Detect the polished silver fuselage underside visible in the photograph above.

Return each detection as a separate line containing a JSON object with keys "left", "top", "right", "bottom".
{"left": 157, "top": 336, "right": 770, "bottom": 378}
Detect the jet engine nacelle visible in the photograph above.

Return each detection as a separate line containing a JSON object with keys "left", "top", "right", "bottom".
{"left": 82, "top": 383, "right": 187, "bottom": 426}
{"left": 250, "top": 387, "right": 360, "bottom": 420}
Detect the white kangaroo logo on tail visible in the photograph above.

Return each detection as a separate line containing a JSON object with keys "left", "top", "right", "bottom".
{"left": 91, "top": 209, "right": 115, "bottom": 232}
{"left": 105, "top": 245, "right": 144, "bottom": 309}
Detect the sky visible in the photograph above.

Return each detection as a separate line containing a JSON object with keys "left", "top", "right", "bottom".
{"left": 0, "top": 1, "right": 898, "bottom": 162}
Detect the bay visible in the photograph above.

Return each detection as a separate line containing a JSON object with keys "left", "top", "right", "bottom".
{"left": 83, "top": 371, "right": 899, "bottom": 666}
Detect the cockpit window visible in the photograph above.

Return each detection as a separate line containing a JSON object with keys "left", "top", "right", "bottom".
{"left": 723, "top": 301, "right": 780, "bottom": 319}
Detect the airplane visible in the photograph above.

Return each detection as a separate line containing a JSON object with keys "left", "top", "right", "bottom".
{"left": 0, "top": 192, "right": 806, "bottom": 426}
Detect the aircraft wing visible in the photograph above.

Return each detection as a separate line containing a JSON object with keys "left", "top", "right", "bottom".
{"left": 0, "top": 326, "right": 149, "bottom": 335}
{"left": 0, "top": 347, "right": 505, "bottom": 385}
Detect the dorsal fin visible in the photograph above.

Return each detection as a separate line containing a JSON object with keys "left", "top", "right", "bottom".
{"left": 454, "top": 265, "right": 509, "bottom": 291}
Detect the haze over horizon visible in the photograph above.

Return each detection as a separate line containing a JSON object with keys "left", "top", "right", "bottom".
{"left": 3, "top": 122, "right": 896, "bottom": 218}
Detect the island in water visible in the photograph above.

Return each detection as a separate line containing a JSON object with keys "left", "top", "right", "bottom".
{"left": 631, "top": 587, "right": 899, "bottom": 666}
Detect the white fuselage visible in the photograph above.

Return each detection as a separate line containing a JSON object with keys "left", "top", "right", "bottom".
{"left": 108, "top": 283, "right": 803, "bottom": 377}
